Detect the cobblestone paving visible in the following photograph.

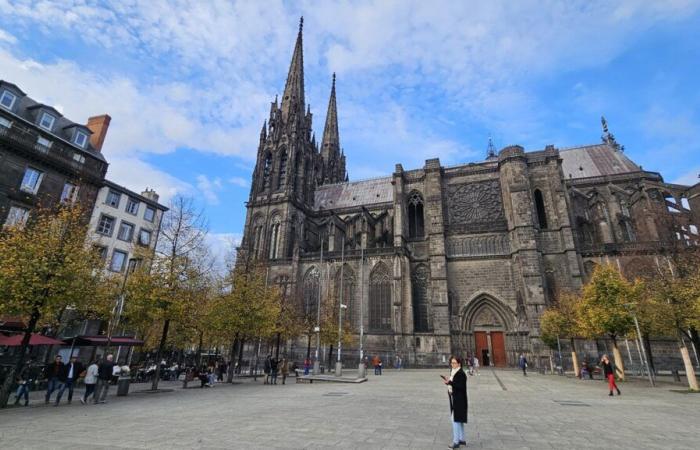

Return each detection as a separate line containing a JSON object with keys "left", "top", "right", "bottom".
{"left": 1, "top": 369, "right": 699, "bottom": 449}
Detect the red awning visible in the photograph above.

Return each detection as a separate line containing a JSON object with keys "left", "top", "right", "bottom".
{"left": 0, "top": 333, "right": 65, "bottom": 347}
{"left": 67, "top": 335, "right": 144, "bottom": 347}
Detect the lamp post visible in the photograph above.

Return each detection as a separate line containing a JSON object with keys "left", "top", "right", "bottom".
{"left": 624, "top": 303, "right": 655, "bottom": 387}
{"left": 336, "top": 240, "right": 346, "bottom": 376}
{"left": 313, "top": 229, "right": 324, "bottom": 375}
{"left": 358, "top": 244, "right": 366, "bottom": 378}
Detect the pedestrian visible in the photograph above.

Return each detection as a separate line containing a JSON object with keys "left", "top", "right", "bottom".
{"left": 442, "top": 356, "right": 468, "bottom": 449}
{"left": 303, "top": 357, "right": 310, "bottom": 376}
{"left": 44, "top": 355, "right": 66, "bottom": 405}
{"left": 270, "top": 356, "right": 278, "bottom": 385}
{"left": 198, "top": 366, "right": 209, "bottom": 388}
{"left": 217, "top": 362, "right": 226, "bottom": 382}
{"left": 472, "top": 356, "right": 480, "bottom": 376}
{"left": 378, "top": 358, "right": 383, "bottom": 375}
{"left": 600, "top": 355, "right": 621, "bottom": 396}
{"left": 466, "top": 355, "right": 473, "bottom": 376}
{"left": 55, "top": 355, "right": 84, "bottom": 405}
{"left": 94, "top": 354, "right": 116, "bottom": 404}
{"left": 280, "top": 358, "right": 289, "bottom": 385}
{"left": 519, "top": 353, "right": 528, "bottom": 377}
{"left": 81, "top": 360, "right": 99, "bottom": 404}
{"left": 396, "top": 355, "right": 403, "bottom": 371}
{"left": 264, "top": 354, "right": 272, "bottom": 384}
{"left": 13, "top": 364, "right": 32, "bottom": 406}
{"left": 372, "top": 355, "right": 380, "bottom": 375}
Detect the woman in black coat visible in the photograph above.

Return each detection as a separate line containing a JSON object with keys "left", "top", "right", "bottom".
{"left": 443, "top": 356, "right": 468, "bottom": 449}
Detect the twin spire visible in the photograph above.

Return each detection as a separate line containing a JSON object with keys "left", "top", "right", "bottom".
{"left": 276, "top": 17, "right": 345, "bottom": 182}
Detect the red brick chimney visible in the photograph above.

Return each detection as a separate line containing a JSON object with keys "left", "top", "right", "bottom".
{"left": 86, "top": 114, "right": 111, "bottom": 151}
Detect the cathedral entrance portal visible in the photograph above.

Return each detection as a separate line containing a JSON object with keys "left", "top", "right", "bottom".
{"left": 462, "top": 295, "right": 515, "bottom": 368}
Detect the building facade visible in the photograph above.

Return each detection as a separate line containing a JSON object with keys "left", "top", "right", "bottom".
{"left": 239, "top": 23, "right": 700, "bottom": 368}
{"left": 88, "top": 181, "right": 167, "bottom": 275}
{"left": 0, "top": 80, "right": 110, "bottom": 227}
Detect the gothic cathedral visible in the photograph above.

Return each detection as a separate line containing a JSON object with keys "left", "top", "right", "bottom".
{"left": 239, "top": 20, "right": 700, "bottom": 368}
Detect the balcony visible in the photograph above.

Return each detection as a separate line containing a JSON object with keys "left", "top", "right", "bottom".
{"left": 0, "top": 123, "right": 106, "bottom": 182}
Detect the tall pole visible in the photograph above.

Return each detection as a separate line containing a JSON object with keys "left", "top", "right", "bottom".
{"left": 633, "top": 312, "right": 655, "bottom": 387}
{"left": 313, "top": 230, "right": 324, "bottom": 375}
{"left": 336, "top": 241, "right": 345, "bottom": 374}
{"left": 359, "top": 245, "right": 365, "bottom": 371}
{"left": 556, "top": 336, "right": 563, "bottom": 375}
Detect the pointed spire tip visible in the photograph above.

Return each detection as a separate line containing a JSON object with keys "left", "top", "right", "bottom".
{"left": 299, "top": 16, "right": 303, "bottom": 34}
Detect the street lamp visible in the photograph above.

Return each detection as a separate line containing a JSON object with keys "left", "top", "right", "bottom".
{"left": 623, "top": 303, "right": 655, "bottom": 387}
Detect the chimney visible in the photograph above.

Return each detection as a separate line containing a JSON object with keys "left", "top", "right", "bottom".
{"left": 86, "top": 114, "right": 111, "bottom": 151}
{"left": 141, "top": 188, "right": 160, "bottom": 203}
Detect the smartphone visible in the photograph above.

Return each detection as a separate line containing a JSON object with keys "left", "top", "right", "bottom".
{"left": 440, "top": 374, "right": 447, "bottom": 380}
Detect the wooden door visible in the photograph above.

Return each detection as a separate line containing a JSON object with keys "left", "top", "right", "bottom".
{"left": 474, "top": 332, "right": 489, "bottom": 366}
{"left": 491, "top": 331, "right": 506, "bottom": 367}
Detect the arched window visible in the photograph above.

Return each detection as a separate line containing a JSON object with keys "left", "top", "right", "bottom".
{"left": 251, "top": 216, "right": 264, "bottom": 258}
{"left": 268, "top": 215, "right": 281, "bottom": 259}
{"left": 412, "top": 265, "right": 431, "bottom": 332}
{"left": 408, "top": 192, "right": 425, "bottom": 238}
{"left": 534, "top": 189, "right": 548, "bottom": 229}
{"left": 302, "top": 267, "right": 320, "bottom": 319}
{"left": 369, "top": 263, "right": 391, "bottom": 331}
{"left": 277, "top": 150, "right": 288, "bottom": 190}
{"left": 262, "top": 153, "right": 272, "bottom": 190}
{"left": 335, "top": 266, "right": 356, "bottom": 330}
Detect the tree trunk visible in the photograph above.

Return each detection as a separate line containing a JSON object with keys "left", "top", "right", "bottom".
{"left": 275, "top": 332, "right": 281, "bottom": 360}
{"left": 227, "top": 334, "right": 239, "bottom": 383}
{"left": 328, "top": 344, "right": 334, "bottom": 368}
{"left": 679, "top": 335, "right": 699, "bottom": 391}
{"left": 0, "top": 306, "right": 41, "bottom": 408}
{"left": 306, "top": 334, "right": 311, "bottom": 359}
{"left": 196, "top": 331, "right": 203, "bottom": 367}
{"left": 237, "top": 339, "right": 245, "bottom": 374}
{"left": 611, "top": 336, "right": 625, "bottom": 381}
{"left": 643, "top": 333, "right": 655, "bottom": 373}
{"left": 151, "top": 319, "right": 171, "bottom": 391}
{"left": 690, "top": 327, "right": 700, "bottom": 368}
{"left": 570, "top": 338, "right": 580, "bottom": 378}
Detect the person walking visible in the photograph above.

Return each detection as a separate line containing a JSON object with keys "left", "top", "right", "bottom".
{"left": 13, "top": 363, "right": 32, "bottom": 406}
{"left": 303, "top": 357, "right": 310, "bottom": 376}
{"left": 372, "top": 355, "right": 380, "bottom": 375}
{"left": 601, "top": 355, "right": 621, "bottom": 396}
{"left": 280, "top": 358, "right": 289, "bottom": 385}
{"left": 81, "top": 360, "right": 98, "bottom": 404}
{"left": 55, "top": 355, "right": 84, "bottom": 405}
{"left": 94, "top": 354, "right": 115, "bottom": 404}
{"left": 442, "top": 356, "right": 468, "bottom": 449}
{"left": 44, "top": 355, "right": 66, "bottom": 404}
{"left": 270, "top": 356, "right": 279, "bottom": 385}
{"left": 264, "top": 354, "right": 272, "bottom": 384}
{"left": 519, "top": 353, "right": 528, "bottom": 377}
{"left": 472, "top": 356, "right": 480, "bottom": 376}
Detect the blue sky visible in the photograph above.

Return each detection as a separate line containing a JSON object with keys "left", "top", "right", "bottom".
{"left": 1, "top": 1, "right": 699, "bottom": 264}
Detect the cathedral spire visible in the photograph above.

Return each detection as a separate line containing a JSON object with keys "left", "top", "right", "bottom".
{"left": 321, "top": 72, "right": 339, "bottom": 161}
{"left": 280, "top": 17, "right": 305, "bottom": 124}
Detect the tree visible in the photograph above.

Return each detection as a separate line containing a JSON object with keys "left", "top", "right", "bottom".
{"left": 122, "top": 196, "right": 209, "bottom": 391}
{"left": 0, "top": 205, "right": 116, "bottom": 407}
{"left": 540, "top": 291, "right": 583, "bottom": 377}
{"left": 209, "top": 260, "right": 281, "bottom": 382}
{"left": 577, "top": 264, "right": 635, "bottom": 380}
{"left": 645, "top": 262, "right": 700, "bottom": 391}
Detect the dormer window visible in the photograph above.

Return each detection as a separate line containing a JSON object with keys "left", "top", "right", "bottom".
{"left": 0, "top": 90, "right": 16, "bottom": 110}
{"left": 74, "top": 130, "right": 88, "bottom": 148}
{"left": 0, "top": 116, "right": 11, "bottom": 128}
{"left": 39, "top": 112, "right": 55, "bottom": 131}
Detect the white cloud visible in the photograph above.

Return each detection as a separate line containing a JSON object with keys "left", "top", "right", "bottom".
{"left": 106, "top": 157, "right": 192, "bottom": 204}
{"left": 0, "top": 27, "right": 16, "bottom": 44}
{"left": 205, "top": 232, "right": 242, "bottom": 274}
{"left": 228, "top": 177, "right": 249, "bottom": 188}
{"left": 196, "top": 175, "right": 223, "bottom": 205}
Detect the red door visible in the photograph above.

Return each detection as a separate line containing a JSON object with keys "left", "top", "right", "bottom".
{"left": 474, "top": 332, "right": 489, "bottom": 366}
{"left": 491, "top": 332, "right": 506, "bottom": 367}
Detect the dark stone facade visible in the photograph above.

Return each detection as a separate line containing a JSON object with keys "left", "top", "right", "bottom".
{"left": 239, "top": 24, "right": 700, "bottom": 368}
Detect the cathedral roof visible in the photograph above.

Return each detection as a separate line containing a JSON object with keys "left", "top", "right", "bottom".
{"left": 314, "top": 176, "right": 393, "bottom": 209}
{"left": 559, "top": 143, "right": 641, "bottom": 179}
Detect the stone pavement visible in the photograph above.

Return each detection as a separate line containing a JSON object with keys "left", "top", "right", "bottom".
{"left": 0, "top": 369, "right": 699, "bottom": 449}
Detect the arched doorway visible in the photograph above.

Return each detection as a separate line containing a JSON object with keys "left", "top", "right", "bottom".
{"left": 462, "top": 295, "right": 515, "bottom": 368}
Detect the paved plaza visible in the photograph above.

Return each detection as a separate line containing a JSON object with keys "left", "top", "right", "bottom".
{"left": 1, "top": 369, "right": 699, "bottom": 449}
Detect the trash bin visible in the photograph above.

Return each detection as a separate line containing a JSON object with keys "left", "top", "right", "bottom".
{"left": 117, "top": 377, "right": 130, "bottom": 396}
